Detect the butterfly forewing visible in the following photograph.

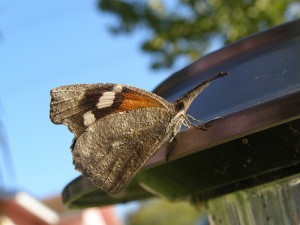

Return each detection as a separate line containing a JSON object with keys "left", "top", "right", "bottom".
{"left": 50, "top": 83, "right": 170, "bottom": 137}
{"left": 73, "top": 107, "right": 176, "bottom": 193}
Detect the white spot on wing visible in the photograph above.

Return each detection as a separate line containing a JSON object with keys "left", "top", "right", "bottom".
{"left": 113, "top": 84, "right": 123, "bottom": 93}
{"left": 97, "top": 91, "right": 115, "bottom": 109}
{"left": 83, "top": 111, "right": 96, "bottom": 126}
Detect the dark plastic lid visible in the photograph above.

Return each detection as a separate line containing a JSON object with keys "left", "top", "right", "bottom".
{"left": 63, "top": 19, "right": 300, "bottom": 208}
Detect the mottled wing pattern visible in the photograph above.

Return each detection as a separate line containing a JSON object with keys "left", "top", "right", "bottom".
{"left": 50, "top": 83, "right": 168, "bottom": 138}
{"left": 73, "top": 107, "right": 175, "bottom": 194}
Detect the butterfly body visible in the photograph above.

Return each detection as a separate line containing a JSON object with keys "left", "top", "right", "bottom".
{"left": 50, "top": 72, "right": 228, "bottom": 193}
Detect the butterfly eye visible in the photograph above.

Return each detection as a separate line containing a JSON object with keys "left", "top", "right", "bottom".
{"left": 176, "top": 101, "right": 185, "bottom": 111}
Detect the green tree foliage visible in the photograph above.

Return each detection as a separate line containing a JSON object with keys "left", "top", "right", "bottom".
{"left": 98, "top": 0, "right": 299, "bottom": 70}
{"left": 126, "top": 199, "right": 202, "bottom": 225}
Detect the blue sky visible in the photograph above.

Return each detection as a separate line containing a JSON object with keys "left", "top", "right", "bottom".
{"left": 0, "top": 0, "right": 176, "bottom": 199}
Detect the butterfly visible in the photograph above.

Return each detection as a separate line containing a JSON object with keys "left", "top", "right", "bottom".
{"left": 50, "top": 72, "right": 228, "bottom": 194}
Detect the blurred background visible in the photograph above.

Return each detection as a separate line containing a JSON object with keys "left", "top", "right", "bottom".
{"left": 0, "top": 0, "right": 299, "bottom": 224}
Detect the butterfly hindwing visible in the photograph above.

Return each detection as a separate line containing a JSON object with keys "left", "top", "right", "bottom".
{"left": 72, "top": 107, "right": 176, "bottom": 193}
{"left": 50, "top": 83, "right": 169, "bottom": 138}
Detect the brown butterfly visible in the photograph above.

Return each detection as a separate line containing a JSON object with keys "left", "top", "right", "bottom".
{"left": 50, "top": 72, "right": 228, "bottom": 194}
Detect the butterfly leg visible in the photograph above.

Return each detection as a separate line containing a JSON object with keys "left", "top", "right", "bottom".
{"left": 185, "top": 114, "right": 224, "bottom": 130}
{"left": 204, "top": 116, "right": 224, "bottom": 128}
{"left": 184, "top": 114, "right": 207, "bottom": 131}
{"left": 165, "top": 137, "right": 177, "bottom": 162}
{"left": 194, "top": 116, "right": 224, "bottom": 129}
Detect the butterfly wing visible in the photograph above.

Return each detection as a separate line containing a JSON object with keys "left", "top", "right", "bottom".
{"left": 50, "top": 83, "right": 170, "bottom": 138}
{"left": 72, "top": 107, "right": 175, "bottom": 194}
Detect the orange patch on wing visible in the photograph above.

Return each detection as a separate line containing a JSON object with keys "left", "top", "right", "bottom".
{"left": 119, "top": 92, "right": 164, "bottom": 111}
